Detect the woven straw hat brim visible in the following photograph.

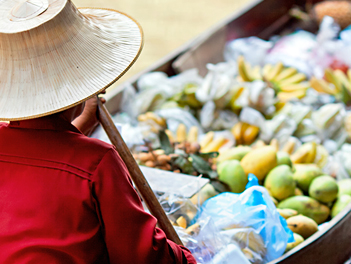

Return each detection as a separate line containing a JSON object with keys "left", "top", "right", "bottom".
{"left": 0, "top": 0, "right": 143, "bottom": 121}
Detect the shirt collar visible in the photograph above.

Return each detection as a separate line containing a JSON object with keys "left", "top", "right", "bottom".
{"left": 9, "top": 115, "right": 82, "bottom": 134}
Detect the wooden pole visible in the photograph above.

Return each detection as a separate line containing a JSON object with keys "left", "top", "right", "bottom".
{"left": 96, "top": 98, "right": 183, "bottom": 246}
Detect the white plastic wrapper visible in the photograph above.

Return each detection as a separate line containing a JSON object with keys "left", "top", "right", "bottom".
{"left": 224, "top": 36, "right": 273, "bottom": 66}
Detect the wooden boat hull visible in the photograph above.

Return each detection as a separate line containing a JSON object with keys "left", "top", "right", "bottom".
{"left": 104, "top": 0, "right": 351, "bottom": 263}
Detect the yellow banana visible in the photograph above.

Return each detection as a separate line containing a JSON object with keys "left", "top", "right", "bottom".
{"left": 231, "top": 122, "right": 244, "bottom": 145}
{"left": 251, "top": 65, "right": 262, "bottom": 80}
{"left": 334, "top": 69, "right": 351, "bottom": 91}
{"left": 310, "top": 77, "right": 337, "bottom": 95}
{"left": 237, "top": 56, "right": 253, "bottom": 82}
{"left": 324, "top": 68, "right": 342, "bottom": 92}
{"left": 279, "top": 82, "right": 310, "bottom": 92}
{"left": 278, "top": 73, "right": 307, "bottom": 87}
{"left": 187, "top": 126, "right": 198, "bottom": 143}
{"left": 291, "top": 142, "right": 316, "bottom": 164}
{"left": 277, "top": 89, "right": 307, "bottom": 102}
{"left": 274, "top": 67, "right": 298, "bottom": 82}
{"left": 282, "top": 140, "right": 296, "bottom": 154}
{"left": 269, "top": 138, "right": 279, "bottom": 151}
{"left": 176, "top": 216, "right": 187, "bottom": 229}
{"left": 145, "top": 112, "right": 167, "bottom": 127}
{"left": 243, "top": 125, "right": 260, "bottom": 145}
{"left": 252, "top": 140, "right": 266, "bottom": 149}
{"left": 200, "top": 131, "right": 215, "bottom": 149}
{"left": 201, "top": 136, "right": 227, "bottom": 153}
{"left": 266, "top": 62, "right": 284, "bottom": 81}
{"left": 176, "top": 123, "right": 187, "bottom": 143}
{"left": 165, "top": 129, "right": 175, "bottom": 142}
{"left": 262, "top": 64, "right": 273, "bottom": 80}
{"left": 137, "top": 114, "right": 148, "bottom": 122}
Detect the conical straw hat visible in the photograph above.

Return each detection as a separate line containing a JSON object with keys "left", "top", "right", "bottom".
{"left": 0, "top": 0, "right": 143, "bottom": 120}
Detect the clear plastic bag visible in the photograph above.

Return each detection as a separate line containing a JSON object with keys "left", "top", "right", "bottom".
{"left": 198, "top": 175, "right": 294, "bottom": 263}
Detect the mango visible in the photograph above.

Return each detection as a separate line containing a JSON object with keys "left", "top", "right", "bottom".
{"left": 264, "top": 165, "right": 296, "bottom": 201}
{"left": 292, "top": 164, "right": 323, "bottom": 192}
{"left": 277, "top": 208, "right": 298, "bottom": 219}
{"left": 331, "top": 194, "right": 351, "bottom": 218}
{"left": 337, "top": 179, "right": 351, "bottom": 197}
{"left": 216, "top": 146, "right": 251, "bottom": 163}
{"left": 240, "top": 146, "right": 277, "bottom": 181}
{"left": 285, "top": 233, "right": 304, "bottom": 253}
{"left": 286, "top": 215, "right": 318, "bottom": 239}
{"left": 218, "top": 160, "right": 248, "bottom": 193}
{"left": 276, "top": 151, "right": 293, "bottom": 167}
{"left": 309, "top": 175, "right": 338, "bottom": 203}
{"left": 295, "top": 187, "right": 303, "bottom": 196}
{"left": 278, "top": 196, "right": 330, "bottom": 224}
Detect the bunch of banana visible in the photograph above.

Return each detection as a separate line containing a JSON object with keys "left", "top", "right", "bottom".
{"left": 138, "top": 112, "right": 167, "bottom": 133}
{"left": 237, "top": 56, "right": 309, "bottom": 102}
{"left": 199, "top": 131, "right": 232, "bottom": 153}
{"left": 310, "top": 68, "right": 351, "bottom": 103}
{"left": 166, "top": 124, "right": 199, "bottom": 143}
{"left": 290, "top": 142, "right": 329, "bottom": 168}
{"left": 231, "top": 122, "right": 260, "bottom": 145}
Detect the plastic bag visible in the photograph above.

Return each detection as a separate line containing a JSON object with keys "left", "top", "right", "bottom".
{"left": 198, "top": 175, "right": 294, "bottom": 263}
{"left": 224, "top": 37, "right": 273, "bottom": 66}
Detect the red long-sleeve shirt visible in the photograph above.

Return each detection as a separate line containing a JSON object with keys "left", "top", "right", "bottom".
{"left": 0, "top": 116, "right": 196, "bottom": 264}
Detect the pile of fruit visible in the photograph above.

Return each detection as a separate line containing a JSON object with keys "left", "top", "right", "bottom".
{"left": 93, "top": 7, "right": 351, "bottom": 263}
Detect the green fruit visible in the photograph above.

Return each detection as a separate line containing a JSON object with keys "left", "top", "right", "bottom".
{"left": 285, "top": 233, "right": 304, "bottom": 253}
{"left": 216, "top": 146, "right": 252, "bottom": 163}
{"left": 264, "top": 165, "right": 296, "bottom": 201}
{"left": 218, "top": 160, "right": 248, "bottom": 193}
{"left": 277, "top": 151, "right": 293, "bottom": 167}
{"left": 293, "top": 164, "right": 323, "bottom": 192}
{"left": 278, "top": 196, "right": 330, "bottom": 224}
{"left": 286, "top": 215, "right": 318, "bottom": 239}
{"left": 309, "top": 175, "right": 338, "bottom": 203}
{"left": 295, "top": 187, "right": 303, "bottom": 196}
{"left": 277, "top": 208, "right": 298, "bottom": 219}
{"left": 331, "top": 194, "right": 351, "bottom": 218}
{"left": 337, "top": 179, "right": 351, "bottom": 197}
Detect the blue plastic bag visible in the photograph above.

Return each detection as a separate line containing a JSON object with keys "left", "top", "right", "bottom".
{"left": 198, "top": 174, "right": 294, "bottom": 263}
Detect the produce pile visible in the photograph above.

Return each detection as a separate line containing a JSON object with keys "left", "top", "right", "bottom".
{"left": 92, "top": 12, "right": 351, "bottom": 264}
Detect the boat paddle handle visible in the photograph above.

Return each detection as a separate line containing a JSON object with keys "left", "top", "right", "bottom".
{"left": 96, "top": 97, "right": 183, "bottom": 246}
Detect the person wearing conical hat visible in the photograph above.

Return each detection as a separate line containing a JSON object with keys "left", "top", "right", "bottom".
{"left": 0, "top": 0, "right": 196, "bottom": 263}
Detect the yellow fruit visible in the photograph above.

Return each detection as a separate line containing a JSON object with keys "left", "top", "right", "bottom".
{"left": 286, "top": 215, "right": 318, "bottom": 239}
{"left": 314, "top": 144, "right": 329, "bottom": 168}
{"left": 176, "top": 216, "right": 187, "bottom": 229}
{"left": 345, "top": 113, "right": 351, "bottom": 138}
{"left": 285, "top": 233, "right": 304, "bottom": 253}
{"left": 231, "top": 122, "right": 244, "bottom": 145}
{"left": 277, "top": 89, "right": 306, "bottom": 102}
{"left": 278, "top": 73, "right": 307, "bottom": 87}
{"left": 269, "top": 138, "right": 279, "bottom": 151}
{"left": 232, "top": 228, "right": 266, "bottom": 257}
{"left": 324, "top": 68, "right": 342, "bottom": 92}
{"left": 200, "top": 131, "right": 214, "bottom": 149}
{"left": 291, "top": 142, "right": 317, "bottom": 164}
{"left": 240, "top": 146, "right": 277, "bottom": 181}
{"left": 185, "top": 223, "right": 201, "bottom": 236}
{"left": 165, "top": 129, "right": 175, "bottom": 142}
{"left": 176, "top": 123, "right": 187, "bottom": 143}
{"left": 274, "top": 67, "right": 298, "bottom": 82}
{"left": 262, "top": 64, "right": 273, "bottom": 80}
{"left": 187, "top": 126, "right": 198, "bottom": 143}
{"left": 242, "top": 125, "right": 260, "bottom": 145}
{"left": 310, "top": 77, "right": 337, "bottom": 95}
{"left": 216, "top": 146, "right": 252, "bottom": 163}
{"left": 279, "top": 82, "right": 310, "bottom": 92}
{"left": 237, "top": 56, "right": 253, "bottom": 82}
{"left": 252, "top": 140, "right": 266, "bottom": 149}
{"left": 277, "top": 208, "right": 298, "bottom": 219}
{"left": 266, "top": 62, "right": 284, "bottom": 81}
{"left": 282, "top": 140, "right": 296, "bottom": 154}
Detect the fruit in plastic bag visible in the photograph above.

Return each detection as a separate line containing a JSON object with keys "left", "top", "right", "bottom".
{"left": 309, "top": 175, "right": 338, "bottom": 203}
{"left": 278, "top": 195, "right": 330, "bottom": 224}
{"left": 240, "top": 146, "right": 277, "bottom": 181}
{"left": 286, "top": 215, "right": 318, "bottom": 239}
{"left": 264, "top": 165, "right": 296, "bottom": 201}
{"left": 285, "top": 233, "right": 304, "bottom": 253}
{"left": 231, "top": 228, "right": 266, "bottom": 259}
{"left": 190, "top": 184, "right": 218, "bottom": 206}
{"left": 218, "top": 160, "right": 248, "bottom": 193}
